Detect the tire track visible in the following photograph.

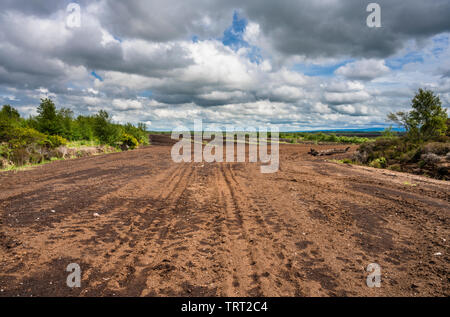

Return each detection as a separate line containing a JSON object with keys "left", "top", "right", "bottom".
{"left": 209, "top": 164, "right": 260, "bottom": 296}
{"left": 222, "top": 164, "right": 305, "bottom": 296}
{"left": 79, "top": 163, "right": 195, "bottom": 295}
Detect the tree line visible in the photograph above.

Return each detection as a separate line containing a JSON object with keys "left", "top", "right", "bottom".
{"left": 0, "top": 98, "right": 149, "bottom": 150}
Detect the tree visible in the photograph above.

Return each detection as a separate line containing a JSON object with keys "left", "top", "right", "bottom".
{"left": 381, "top": 126, "right": 396, "bottom": 139}
{"left": 0, "top": 105, "right": 20, "bottom": 121}
{"left": 57, "top": 107, "right": 74, "bottom": 139}
{"left": 36, "top": 98, "right": 62, "bottom": 135}
{"left": 0, "top": 105, "right": 22, "bottom": 141}
{"left": 388, "top": 89, "right": 447, "bottom": 142}
{"left": 94, "top": 110, "right": 121, "bottom": 145}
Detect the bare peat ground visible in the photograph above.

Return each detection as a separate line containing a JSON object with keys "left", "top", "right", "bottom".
{"left": 0, "top": 143, "right": 448, "bottom": 297}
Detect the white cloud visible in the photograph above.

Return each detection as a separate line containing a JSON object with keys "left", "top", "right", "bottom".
{"left": 335, "top": 59, "right": 390, "bottom": 80}
{"left": 112, "top": 98, "right": 144, "bottom": 111}
{"left": 324, "top": 91, "right": 371, "bottom": 105}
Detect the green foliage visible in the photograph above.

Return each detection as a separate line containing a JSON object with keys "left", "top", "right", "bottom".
{"left": 120, "top": 133, "right": 139, "bottom": 149}
{"left": 36, "top": 98, "right": 62, "bottom": 135}
{"left": 0, "top": 105, "right": 20, "bottom": 121}
{"left": 123, "top": 122, "right": 149, "bottom": 145}
{"left": 388, "top": 89, "right": 448, "bottom": 142}
{"left": 369, "top": 157, "right": 387, "bottom": 169}
{"left": 2, "top": 126, "right": 48, "bottom": 149}
{"left": 281, "top": 132, "right": 369, "bottom": 144}
{"left": 381, "top": 126, "right": 397, "bottom": 139}
{"left": 93, "top": 110, "right": 122, "bottom": 146}
{"left": 0, "top": 105, "right": 22, "bottom": 136}
{"left": 46, "top": 135, "right": 68, "bottom": 148}
{"left": 57, "top": 107, "right": 74, "bottom": 140}
{"left": 0, "top": 143, "right": 11, "bottom": 159}
{"left": 388, "top": 164, "right": 402, "bottom": 172}
{"left": 72, "top": 116, "right": 95, "bottom": 141}
{"left": 340, "top": 158, "right": 353, "bottom": 164}
{"left": 356, "top": 89, "right": 449, "bottom": 179}
{"left": 67, "top": 140, "right": 102, "bottom": 148}
{"left": 356, "top": 138, "right": 421, "bottom": 164}
{"left": 355, "top": 134, "right": 449, "bottom": 179}
{"left": 0, "top": 100, "right": 150, "bottom": 169}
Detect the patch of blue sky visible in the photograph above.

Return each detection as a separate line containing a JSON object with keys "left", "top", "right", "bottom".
{"left": 385, "top": 51, "right": 424, "bottom": 70}
{"left": 90, "top": 71, "right": 103, "bottom": 82}
{"left": 139, "top": 90, "right": 153, "bottom": 98}
{"left": 430, "top": 33, "right": 449, "bottom": 57}
{"left": 222, "top": 11, "right": 247, "bottom": 48}
{"left": 293, "top": 60, "right": 353, "bottom": 77}
{"left": 221, "top": 11, "right": 262, "bottom": 64}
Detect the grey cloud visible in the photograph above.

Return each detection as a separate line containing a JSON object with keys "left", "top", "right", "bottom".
{"left": 0, "top": 0, "right": 66, "bottom": 16}
{"left": 239, "top": 0, "right": 450, "bottom": 58}
{"left": 97, "top": 0, "right": 450, "bottom": 59}
{"left": 99, "top": 0, "right": 233, "bottom": 42}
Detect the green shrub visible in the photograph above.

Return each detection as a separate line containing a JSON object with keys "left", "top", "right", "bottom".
{"left": 5, "top": 127, "right": 48, "bottom": 148}
{"left": 120, "top": 133, "right": 139, "bottom": 149}
{"left": 46, "top": 135, "right": 68, "bottom": 148}
{"left": 93, "top": 110, "right": 122, "bottom": 146}
{"left": 0, "top": 143, "right": 12, "bottom": 164}
{"left": 399, "top": 148, "right": 421, "bottom": 163}
{"left": 123, "top": 123, "right": 149, "bottom": 145}
{"left": 10, "top": 148, "right": 29, "bottom": 166}
{"left": 369, "top": 157, "right": 387, "bottom": 169}
{"left": 388, "top": 164, "right": 402, "bottom": 172}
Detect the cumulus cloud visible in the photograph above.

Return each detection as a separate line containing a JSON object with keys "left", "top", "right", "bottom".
{"left": 335, "top": 59, "right": 390, "bottom": 80}
{"left": 324, "top": 91, "right": 371, "bottom": 105}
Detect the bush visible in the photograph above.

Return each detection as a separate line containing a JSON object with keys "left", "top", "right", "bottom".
{"left": 5, "top": 127, "right": 48, "bottom": 149}
{"left": 421, "top": 142, "right": 450, "bottom": 156}
{"left": 388, "top": 164, "right": 402, "bottom": 172}
{"left": 341, "top": 158, "right": 353, "bottom": 164}
{"left": 46, "top": 135, "right": 68, "bottom": 148}
{"left": 94, "top": 111, "right": 122, "bottom": 146}
{"left": 420, "top": 153, "right": 441, "bottom": 165}
{"left": 369, "top": 157, "right": 387, "bottom": 169}
{"left": 123, "top": 122, "right": 149, "bottom": 145}
{"left": 120, "top": 133, "right": 139, "bottom": 150}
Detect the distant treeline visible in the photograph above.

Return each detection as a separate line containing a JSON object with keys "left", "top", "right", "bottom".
{"left": 279, "top": 132, "right": 370, "bottom": 144}
{"left": 152, "top": 131, "right": 371, "bottom": 144}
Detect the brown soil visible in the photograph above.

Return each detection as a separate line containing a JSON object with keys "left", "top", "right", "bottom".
{"left": 0, "top": 142, "right": 448, "bottom": 297}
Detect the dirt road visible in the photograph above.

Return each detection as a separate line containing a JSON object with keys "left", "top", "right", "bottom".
{"left": 0, "top": 143, "right": 448, "bottom": 296}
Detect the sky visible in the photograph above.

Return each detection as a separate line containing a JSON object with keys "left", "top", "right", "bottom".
{"left": 0, "top": 0, "right": 449, "bottom": 131}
